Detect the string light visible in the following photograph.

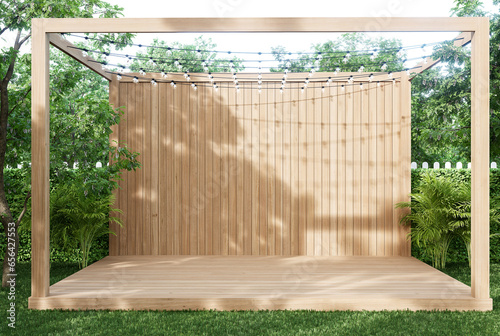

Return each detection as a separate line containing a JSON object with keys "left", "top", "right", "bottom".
{"left": 151, "top": 79, "right": 157, "bottom": 86}
{"left": 369, "top": 73, "right": 374, "bottom": 82}
{"left": 381, "top": 62, "right": 388, "bottom": 71}
{"left": 322, "top": 86, "right": 325, "bottom": 93}
{"left": 327, "top": 77, "right": 332, "bottom": 85}
{"left": 358, "top": 65, "right": 365, "bottom": 72}
{"left": 139, "top": 68, "right": 146, "bottom": 76}
{"left": 116, "top": 74, "right": 122, "bottom": 80}
{"left": 161, "top": 71, "right": 168, "bottom": 78}
{"left": 341, "top": 85, "right": 345, "bottom": 92}
{"left": 360, "top": 83, "right": 363, "bottom": 90}
{"left": 377, "top": 81, "right": 381, "bottom": 87}
{"left": 133, "top": 76, "right": 139, "bottom": 83}
{"left": 301, "top": 87, "right": 305, "bottom": 94}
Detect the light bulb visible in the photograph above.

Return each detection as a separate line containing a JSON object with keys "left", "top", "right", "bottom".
{"left": 174, "top": 60, "right": 179, "bottom": 66}
{"left": 258, "top": 79, "right": 262, "bottom": 85}
{"left": 317, "top": 52, "right": 322, "bottom": 60}
{"left": 186, "top": 76, "right": 191, "bottom": 81}
{"left": 191, "top": 83, "right": 196, "bottom": 88}
{"left": 406, "top": 69, "right": 410, "bottom": 75}
{"left": 229, "top": 60, "right": 234, "bottom": 68}
{"left": 327, "top": 77, "right": 332, "bottom": 85}
{"left": 360, "top": 83, "right": 363, "bottom": 90}
{"left": 377, "top": 81, "right": 381, "bottom": 87}
{"left": 388, "top": 72, "right": 393, "bottom": 79}
{"left": 170, "top": 81, "right": 175, "bottom": 87}
{"left": 151, "top": 79, "right": 157, "bottom": 86}
{"left": 213, "top": 83, "right": 217, "bottom": 89}
{"left": 346, "top": 51, "right": 351, "bottom": 59}
{"left": 381, "top": 62, "right": 387, "bottom": 71}
{"left": 341, "top": 85, "right": 345, "bottom": 92}
{"left": 305, "top": 78, "right": 309, "bottom": 85}
{"left": 184, "top": 71, "right": 189, "bottom": 78}
{"left": 348, "top": 76, "right": 353, "bottom": 84}
{"left": 204, "top": 66, "right": 209, "bottom": 72}
{"left": 140, "top": 69, "right": 146, "bottom": 76}
{"left": 116, "top": 74, "right": 122, "bottom": 81}
{"left": 258, "top": 84, "right": 262, "bottom": 90}
{"left": 358, "top": 65, "right": 364, "bottom": 72}
{"left": 343, "top": 56, "right": 348, "bottom": 64}
{"left": 161, "top": 71, "right": 167, "bottom": 78}
{"left": 82, "top": 50, "right": 88, "bottom": 58}
{"left": 280, "top": 88, "right": 283, "bottom": 94}
{"left": 148, "top": 57, "right": 154, "bottom": 64}
{"left": 196, "top": 49, "right": 202, "bottom": 57}
{"left": 133, "top": 76, "right": 139, "bottom": 83}
{"left": 301, "top": 87, "right": 305, "bottom": 94}
{"left": 369, "top": 74, "right": 374, "bottom": 82}
{"left": 258, "top": 89, "right": 262, "bottom": 94}
{"left": 193, "top": 85, "right": 197, "bottom": 91}
{"left": 322, "top": 86, "right": 325, "bottom": 93}
{"left": 173, "top": 83, "right": 177, "bottom": 89}
{"left": 258, "top": 74, "right": 262, "bottom": 80}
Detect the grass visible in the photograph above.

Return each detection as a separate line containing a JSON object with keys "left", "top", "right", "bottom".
{"left": 1, "top": 262, "right": 500, "bottom": 335}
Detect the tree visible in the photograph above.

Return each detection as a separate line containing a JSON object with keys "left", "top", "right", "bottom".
{"left": 0, "top": 0, "right": 137, "bottom": 287}
{"left": 128, "top": 36, "right": 245, "bottom": 73}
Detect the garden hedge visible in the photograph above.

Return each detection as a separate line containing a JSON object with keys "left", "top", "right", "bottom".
{"left": 1, "top": 168, "right": 500, "bottom": 264}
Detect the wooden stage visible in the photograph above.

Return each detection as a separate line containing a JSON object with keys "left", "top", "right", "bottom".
{"left": 28, "top": 256, "right": 492, "bottom": 311}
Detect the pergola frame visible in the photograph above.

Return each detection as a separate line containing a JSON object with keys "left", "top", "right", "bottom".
{"left": 31, "top": 17, "right": 490, "bottom": 306}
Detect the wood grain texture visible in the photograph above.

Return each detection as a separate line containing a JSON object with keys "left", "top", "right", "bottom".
{"left": 112, "top": 77, "right": 410, "bottom": 256}
{"left": 29, "top": 255, "right": 492, "bottom": 311}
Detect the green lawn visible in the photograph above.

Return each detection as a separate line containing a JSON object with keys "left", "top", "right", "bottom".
{"left": 1, "top": 262, "right": 499, "bottom": 336}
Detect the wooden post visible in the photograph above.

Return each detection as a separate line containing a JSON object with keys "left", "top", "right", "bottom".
{"left": 471, "top": 17, "right": 490, "bottom": 300}
{"left": 31, "top": 19, "right": 50, "bottom": 298}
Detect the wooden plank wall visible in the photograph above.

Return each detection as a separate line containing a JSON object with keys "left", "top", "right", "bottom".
{"left": 110, "top": 75, "right": 411, "bottom": 256}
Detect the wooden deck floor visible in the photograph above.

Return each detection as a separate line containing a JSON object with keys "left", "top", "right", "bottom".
{"left": 29, "top": 256, "right": 492, "bottom": 311}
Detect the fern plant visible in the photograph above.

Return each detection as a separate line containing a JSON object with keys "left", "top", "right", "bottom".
{"left": 50, "top": 183, "right": 122, "bottom": 268}
{"left": 395, "top": 174, "right": 471, "bottom": 269}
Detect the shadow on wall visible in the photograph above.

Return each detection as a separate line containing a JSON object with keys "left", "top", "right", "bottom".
{"left": 114, "top": 80, "right": 409, "bottom": 257}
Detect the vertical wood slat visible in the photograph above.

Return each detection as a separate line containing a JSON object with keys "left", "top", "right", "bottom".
{"left": 228, "top": 85, "right": 237, "bottom": 255}
{"left": 345, "top": 84, "right": 354, "bottom": 256}
{"left": 376, "top": 83, "right": 385, "bottom": 256}
{"left": 337, "top": 83, "right": 347, "bottom": 256}
{"left": 313, "top": 86, "right": 322, "bottom": 256}
{"left": 151, "top": 83, "right": 159, "bottom": 255}
{"left": 190, "top": 82, "right": 199, "bottom": 255}
{"left": 361, "top": 83, "right": 370, "bottom": 256}
{"left": 384, "top": 82, "right": 394, "bottom": 256}
{"left": 283, "top": 86, "right": 292, "bottom": 255}
{"left": 198, "top": 84, "right": 207, "bottom": 255}
{"left": 109, "top": 79, "right": 119, "bottom": 256}
{"left": 321, "top": 85, "right": 330, "bottom": 256}
{"left": 353, "top": 84, "right": 361, "bottom": 256}
{"left": 329, "top": 84, "right": 338, "bottom": 256}
{"left": 290, "top": 83, "right": 300, "bottom": 255}
{"left": 118, "top": 84, "right": 128, "bottom": 256}
{"left": 368, "top": 82, "right": 377, "bottom": 256}
{"left": 259, "top": 84, "right": 268, "bottom": 255}
{"left": 267, "top": 83, "right": 276, "bottom": 255}
{"left": 275, "top": 83, "right": 284, "bottom": 255}
{"left": 113, "top": 78, "right": 411, "bottom": 257}
{"left": 142, "top": 83, "right": 151, "bottom": 255}
{"left": 220, "top": 83, "right": 229, "bottom": 255}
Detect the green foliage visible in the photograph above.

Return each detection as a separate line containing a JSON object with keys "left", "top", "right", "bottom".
{"left": 271, "top": 33, "right": 405, "bottom": 73}
{"left": 49, "top": 181, "right": 122, "bottom": 268}
{"left": 129, "top": 36, "right": 245, "bottom": 73}
{"left": 396, "top": 174, "right": 472, "bottom": 268}
{"left": 411, "top": 169, "right": 500, "bottom": 265}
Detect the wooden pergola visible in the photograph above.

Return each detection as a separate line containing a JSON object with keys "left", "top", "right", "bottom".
{"left": 30, "top": 17, "right": 491, "bottom": 311}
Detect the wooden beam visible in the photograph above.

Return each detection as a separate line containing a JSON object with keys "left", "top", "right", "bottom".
{"left": 471, "top": 17, "right": 490, "bottom": 300}
{"left": 31, "top": 18, "right": 50, "bottom": 298}
{"left": 48, "top": 33, "right": 112, "bottom": 81}
{"left": 41, "top": 17, "right": 478, "bottom": 33}
{"left": 409, "top": 32, "right": 472, "bottom": 80}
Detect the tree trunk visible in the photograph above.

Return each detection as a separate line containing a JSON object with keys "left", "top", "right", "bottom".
{"left": 0, "top": 82, "right": 18, "bottom": 288}
{"left": 0, "top": 30, "right": 23, "bottom": 287}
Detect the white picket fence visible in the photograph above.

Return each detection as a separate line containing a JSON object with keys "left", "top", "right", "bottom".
{"left": 411, "top": 162, "right": 498, "bottom": 169}
{"left": 10, "top": 162, "right": 109, "bottom": 169}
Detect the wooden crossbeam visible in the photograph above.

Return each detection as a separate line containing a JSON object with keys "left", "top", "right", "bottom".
{"left": 48, "top": 33, "right": 113, "bottom": 81}
{"left": 409, "top": 32, "right": 472, "bottom": 80}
